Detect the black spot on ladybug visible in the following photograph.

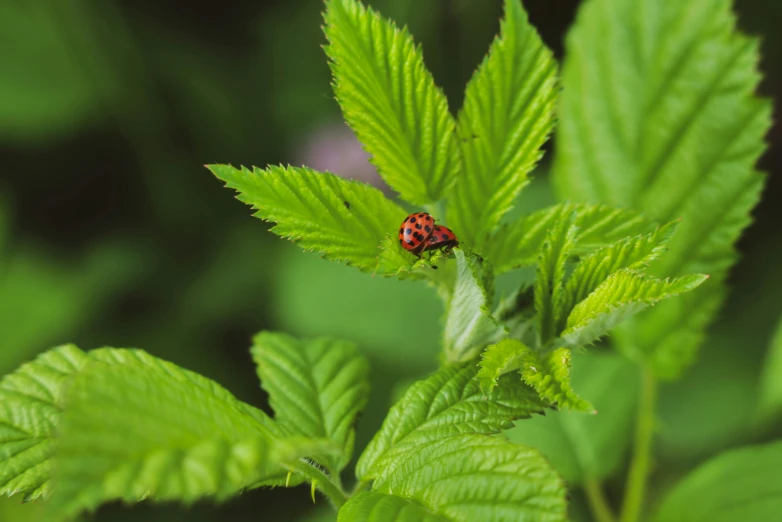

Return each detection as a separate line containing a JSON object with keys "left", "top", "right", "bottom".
{"left": 442, "top": 235, "right": 449, "bottom": 240}
{"left": 406, "top": 240, "right": 414, "bottom": 245}
{"left": 424, "top": 225, "right": 431, "bottom": 232}
{"left": 399, "top": 227, "right": 403, "bottom": 234}
{"left": 415, "top": 224, "right": 422, "bottom": 230}
{"left": 435, "top": 225, "right": 441, "bottom": 231}
{"left": 410, "top": 217, "right": 417, "bottom": 224}
{"left": 414, "top": 232, "right": 424, "bottom": 241}
{"left": 418, "top": 213, "right": 425, "bottom": 218}
{"left": 406, "top": 228, "right": 413, "bottom": 235}
{"left": 343, "top": 200, "right": 350, "bottom": 209}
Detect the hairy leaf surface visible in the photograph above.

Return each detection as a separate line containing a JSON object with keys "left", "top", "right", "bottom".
{"left": 448, "top": 0, "right": 557, "bottom": 249}
{"left": 373, "top": 435, "right": 567, "bottom": 522}
{"left": 563, "top": 269, "right": 708, "bottom": 347}
{"left": 209, "top": 164, "right": 406, "bottom": 272}
{"left": 356, "top": 363, "right": 545, "bottom": 480}
{"left": 324, "top": 0, "right": 459, "bottom": 205}
{"left": 443, "top": 250, "right": 506, "bottom": 363}
{"left": 252, "top": 331, "right": 369, "bottom": 472}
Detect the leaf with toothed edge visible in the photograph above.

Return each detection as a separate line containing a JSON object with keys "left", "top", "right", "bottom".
{"left": 553, "top": 0, "right": 772, "bottom": 378}
{"left": 338, "top": 492, "right": 446, "bottom": 522}
{"left": 323, "top": 0, "right": 460, "bottom": 206}
{"left": 208, "top": 164, "right": 406, "bottom": 273}
{"left": 356, "top": 362, "right": 546, "bottom": 481}
{"left": 251, "top": 331, "right": 370, "bottom": 473}
{"left": 447, "top": 0, "right": 558, "bottom": 250}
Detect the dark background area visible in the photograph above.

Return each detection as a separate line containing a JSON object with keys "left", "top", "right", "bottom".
{"left": 1, "top": 1, "right": 780, "bottom": 520}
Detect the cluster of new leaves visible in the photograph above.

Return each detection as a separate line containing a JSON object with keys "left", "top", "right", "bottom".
{"left": 209, "top": 0, "right": 708, "bottom": 417}
{"left": 0, "top": 337, "right": 368, "bottom": 519}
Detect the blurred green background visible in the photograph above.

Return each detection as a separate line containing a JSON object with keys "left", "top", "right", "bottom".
{"left": 0, "top": 1, "right": 780, "bottom": 520}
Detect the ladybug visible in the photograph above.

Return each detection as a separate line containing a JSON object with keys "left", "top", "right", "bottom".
{"left": 424, "top": 225, "right": 459, "bottom": 254}
{"left": 399, "top": 212, "right": 436, "bottom": 256}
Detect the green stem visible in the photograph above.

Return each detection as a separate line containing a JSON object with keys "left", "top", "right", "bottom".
{"left": 288, "top": 460, "right": 349, "bottom": 509}
{"left": 619, "top": 365, "right": 657, "bottom": 522}
{"left": 584, "top": 479, "right": 616, "bottom": 522}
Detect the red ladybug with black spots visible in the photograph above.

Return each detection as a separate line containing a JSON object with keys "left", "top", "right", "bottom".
{"left": 424, "top": 225, "right": 458, "bottom": 254}
{"left": 399, "top": 212, "right": 435, "bottom": 256}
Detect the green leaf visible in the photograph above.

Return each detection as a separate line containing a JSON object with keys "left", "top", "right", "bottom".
{"left": 553, "top": 0, "right": 772, "bottom": 377}
{"left": 534, "top": 211, "right": 577, "bottom": 346}
{"left": 0, "top": 345, "right": 90, "bottom": 501}
{"left": 507, "top": 351, "right": 640, "bottom": 484}
{"left": 447, "top": 0, "right": 557, "bottom": 249}
{"left": 373, "top": 435, "right": 567, "bottom": 522}
{"left": 209, "top": 164, "right": 406, "bottom": 272}
{"left": 654, "top": 441, "right": 782, "bottom": 522}
{"left": 556, "top": 221, "right": 678, "bottom": 330}
{"left": 443, "top": 249, "right": 506, "bottom": 364}
{"left": 757, "top": 316, "right": 782, "bottom": 426}
{"left": 251, "top": 331, "right": 369, "bottom": 472}
{"left": 50, "top": 349, "right": 313, "bottom": 517}
{"left": 484, "top": 202, "right": 654, "bottom": 274}
{"left": 478, "top": 340, "right": 591, "bottom": 411}
{"left": 323, "top": 0, "right": 459, "bottom": 206}
{"left": 562, "top": 269, "right": 707, "bottom": 347}
{"left": 338, "top": 492, "right": 445, "bottom": 522}
{"left": 356, "top": 362, "right": 545, "bottom": 481}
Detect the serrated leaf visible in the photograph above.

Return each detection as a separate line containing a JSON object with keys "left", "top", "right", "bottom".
{"left": 338, "top": 492, "right": 445, "bottom": 522}
{"left": 478, "top": 340, "right": 591, "bottom": 412}
{"left": 476, "top": 339, "right": 528, "bottom": 394}
{"left": 0, "top": 344, "right": 90, "bottom": 501}
{"left": 50, "top": 350, "right": 314, "bottom": 518}
{"left": 209, "top": 164, "right": 406, "bottom": 272}
{"left": 484, "top": 202, "right": 654, "bottom": 274}
{"left": 507, "top": 351, "right": 640, "bottom": 484}
{"left": 654, "top": 441, "right": 782, "bottom": 522}
{"left": 373, "top": 435, "right": 567, "bottom": 522}
{"left": 556, "top": 221, "right": 678, "bottom": 331}
{"left": 356, "top": 362, "right": 545, "bottom": 481}
{"left": 534, "top": 212, "right": 577, "bottom": 346}
{"left": 323, "top": 0, "right": 459, "bottom": 206}
{"left": 251, "top": 331, "right": 369, "bottom": 472}
{"left": 443, "top": 249, "right": 506, "bottom": 364}
{"left": 563, "top": 269, "right": 708, "bottom": 347}
{"left": 553, "top": 0, "right": 772, "bottom": 377}
{"left": 448, "top": 0, "right": 557, "bottom": 249}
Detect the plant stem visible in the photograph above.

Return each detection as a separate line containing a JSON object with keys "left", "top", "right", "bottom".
{"left": 288, "top": 460, "right": 349, "bottom": 508}
{"left": 619, "top": 365, "right": 657, "bottom": 522}
{"left": 584, "top": 479, "right": 616, "bottom": 522}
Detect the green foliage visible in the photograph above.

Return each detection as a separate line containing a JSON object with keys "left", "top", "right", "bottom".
{"left": 534, "top": 212, "right": 577, "bottom": 346}
{"left": 447, "top": 0, "right": 557, "bottom": 249}
{"left": 323, "top": 0, "right": 459, "bottom": 206}
{"left": 556, "top": 221, "right": 678, "bottom": 330}
{"left": 443, "top": 250, "right": 506, "bottom": 363}
{"left": 356, "top": 362, "right": 545, "bottom": 481}
{"left": 553, "top": 0, "right": 772, "bottom": 378}
{"left": 562, "top": 269, "right": 708, "bottom": 348}
{"left": 757, "top": 316, "right": 782, "bottom": 426}
{"left": 251, "top": 332, "right": 369, "bottom": 472}
{"left": 507, "top": 351, "right": 640, "bottom": 484}
{"left": 0, "top": 345, "right": 89, "bottom": 501}
{"left": 208, "top": 164, "right": 406, "bottom": 272}
{"left": 654, "top": 441, "right": 782, "bottom": 522}
{"left": 478, "top": 340, "right": 592, "bottom": 411}
{"left": 372, "top": 435, "right": 567, "bottom": 522}
{"left": 51, "top": 348, "right": 304, "bottom": 517}
{"left": 339, "top": 492, "right": 445, "bottom": 522}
